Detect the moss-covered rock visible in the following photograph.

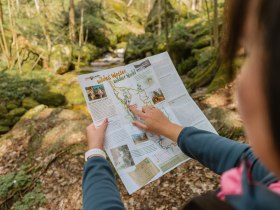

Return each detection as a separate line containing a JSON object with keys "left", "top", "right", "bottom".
{"left": 6, "top": 101, "right": 19, "bottom": 110}
{"left": 193, "top": 35, "right": 211, "bottom": 49}
{"left": 207, "top": 64, "right": 231, "bottom": 93}
{"left": 186, "top": 60, "right": 218, "bottom": 92}
{"left": 8, "top": 108, "right": 27, "bottom": 117}
{"left": 0, "top": 126, "right": 10, "bottom": 134}
{"left": 197, "top": 47, "right": 216, "bottom": 66}
{"left": 124, "top": 34, "right": 156, "bottom": 63}
{"left": 22, "top": 97, "right": 40, "bottom": 109}
{"left": 0, "top": 118, "right": 14, "bottom": 127}
{"left": 0, "top": 103, "right": 8, "bottom": 116}
{"left": 65, "top": 83, "right": 85, "bottom": 106}
{"left": 72, "top": 44, "right": 101, "bottom": 65}
{"left": 169, "top": 39, "right": 192, "bottom": 67}
{"left": 50, "top": 44, "right": 73, "bottom": 75}
{"left": 178, "top": 56, "right": 197, "bottom": 75}
{"left": 36, "top": 92, "right": 65, "bottom": 107}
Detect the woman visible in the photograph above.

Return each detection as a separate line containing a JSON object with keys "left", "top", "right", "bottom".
{"left": 83, "top": 0, "right": 280, "bottom": 209}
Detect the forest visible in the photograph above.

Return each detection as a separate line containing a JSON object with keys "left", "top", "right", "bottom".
{"left": 0, "top": 0, "right": 245, "bottom": 209}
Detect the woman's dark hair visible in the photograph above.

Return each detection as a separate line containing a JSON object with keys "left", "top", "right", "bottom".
{"left": 223, "top": 0, "right": 280, "bottom": 155}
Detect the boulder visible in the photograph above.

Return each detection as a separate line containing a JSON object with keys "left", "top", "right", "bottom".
{"left": 36, "top": 92, "right": 65, "bottom": 107}
{"left": 22, "top": 97, "right": 40, "bottom": 109}
{"left": 0, "top": 103, "right": 8, "bottom": 117}
{"left": 7, "top": 108, "right": 26, "bottom": 117}
{"left": 50, "top": 44, "right": 73, "bottom": 75}
{"left": 0, "top": 105, "right": 91, "bottom": 208}
{"left": 6, "top": 100, "right": 20, "bottom": 110}
{"left": 0, "top": 105, "right": 90, "bottom": 156}
{"left": 0, "top": 118, "right": 14, "bottom": 127}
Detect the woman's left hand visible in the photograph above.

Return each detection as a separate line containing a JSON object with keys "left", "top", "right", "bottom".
{"left": 86, "top": 118, "right": 108, "bottom": 150}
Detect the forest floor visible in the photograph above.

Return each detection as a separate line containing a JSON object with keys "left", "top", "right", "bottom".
{"left": 0, "top": 71, "right": 244, "bottom": 209}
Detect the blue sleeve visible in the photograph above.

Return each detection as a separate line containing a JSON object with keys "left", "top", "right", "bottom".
{"left": 178, "top": 127, "right": 271, "bottom": 182}
{"left": 82, "top": 157, "right": 125, "bottom": 210}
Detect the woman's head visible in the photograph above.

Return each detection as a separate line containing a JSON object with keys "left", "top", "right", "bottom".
{"left": 224, "top": 0, "right": 280, "bottom": 176}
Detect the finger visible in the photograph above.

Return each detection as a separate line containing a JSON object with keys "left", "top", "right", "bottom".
{"left": 142, "top": 105, "right": 155, "bottom": 113}
{"left": 129, "top": 105, "right": 146, "bottom": 118}
{"left": 99, "top": 118, "right": 109, "bottom": 132}
{"left": 132, "top": 120, "right": 148, "bottom": 131}
{"left": 86, "top": 123, "right": 96, "bottom": 132}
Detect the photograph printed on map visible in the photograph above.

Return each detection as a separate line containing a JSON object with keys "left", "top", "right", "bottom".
{"left": 150, "top": 88, "right": 165, "bottom": 104}
{"left": 111, "top": 145, "right": 135, "bottom": 170}
{"left": 85, "top": 84, "right": 107, "bottom": 101}
{"left": 132, "top": 132, "right": 149, "bottom": 145}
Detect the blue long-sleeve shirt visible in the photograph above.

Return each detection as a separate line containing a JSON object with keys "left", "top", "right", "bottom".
{"left": 82, "top": 127, "right": 280, "bottom": 210}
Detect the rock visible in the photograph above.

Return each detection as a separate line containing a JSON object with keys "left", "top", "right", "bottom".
{"left": 0, "top": 125, "right": 9, "bottom": 134}
{"left": 0, "top": 103, "right": 8, "bottom": 116}
{"left": 36, "top": 92, "right": 65, "bottom": 106}
{"left": 192, "top": 35, "right": 211, "bottom": 49}
{"left": 7, "top": 107, "right": 26, "bottom": 117}
{"left": 203, "top": 107, "right": 243, "bottom": 130}
{"left": 0, "top": 118, "right": 14, "bottom": 127}
{"left": 73, "top": 44, "right": 100, "bottom": 65}
{"left": 6, "top": 103, "right": 18, "bottom": 110}
{"left": 1, "top": 105, "right": 90, "bottom": 155}
{"left": 6, "top": 100, "right": 20, "bottom": 110}
{"left": 178, "top": 57, "right": 197, "bottom": 75}
{"left": 50, "top": 44, "right": 73, "bottom": 75}
{"left": 65, "top": 84, "right": 84, "bottom": 106}
{"left": 22, "top": 97, "right": 40, "bottom": 109}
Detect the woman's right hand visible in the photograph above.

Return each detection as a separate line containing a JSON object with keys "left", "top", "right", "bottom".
{"left": 129, "top": 105, "right": 183, "bottom": 142}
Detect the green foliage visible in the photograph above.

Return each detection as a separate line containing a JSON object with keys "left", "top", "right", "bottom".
{"left": 197, "top": 47, "right": 216, "bottom": 66}
{"left": 193, "top": 35, "right": 211, "bottom": 49}
{"left": 124, "top": 34, "right": 158, "bottom": 63}
{"left": 178, "top": 57, "right": 197, "bottom": 75}
{"left": 36, "top": 92, "right": 65, "bottom": 107}
{"left": 0, "top": 170, "right": 32, "bottom": 199}
{"left": 13, "top": 189, "right": 46, "bottom": 210}
{"left": 0, "top": 71, "right": 48, "bottom": 102}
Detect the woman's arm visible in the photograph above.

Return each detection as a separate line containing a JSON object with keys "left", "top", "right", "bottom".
{"left": 83, "top": 157, "right": 125, "bottom": 210}
{"left": 129, "top": 105, "right": 272, "bottom": 181}
{"left": 83, "top": 121, "right": 125, "bottom": 210}
{"left": 178, "top": 127, "right": 272, "bottom": 182}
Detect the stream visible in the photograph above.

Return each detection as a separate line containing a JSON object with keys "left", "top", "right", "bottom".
{"left": 90, "top": 48, "right": 125, "bottom": 71}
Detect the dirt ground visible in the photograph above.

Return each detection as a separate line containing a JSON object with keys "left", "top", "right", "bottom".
{"left": 0, "top": 83, "right": 245, "bottom": 209}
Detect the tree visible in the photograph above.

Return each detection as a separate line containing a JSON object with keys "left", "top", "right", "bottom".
{"left": 203, "top": 0, "right": 212, "bottom": 46}
{"left": 158, "top": 0, "right": 162, "bottom": 35}
{"left": 213, "top": 0, "right": 219, "bottom": 47}
{"left": 77, "top": 0, "right": 84, "bottom": 68}
{"left": 69, "top": 0, "right": 76, "bottom": 42}
{"left": 0, "top": 0, "right": 3, "bottom": 24}
{"left": 34, "top": 0, "right": 52, "bottom": 67}
{"left": 163, "top": 0, "right": 169, "bottom": 50}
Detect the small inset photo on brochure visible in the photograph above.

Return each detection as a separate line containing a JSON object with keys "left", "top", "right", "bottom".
{"left": 110, "top": 145, "right": 135, "bottom": 170}
{"left": 150, "top": 88, "right": 165, "bottom": 104}
{"left": 132, "top": 132, "right": 149, "bottom": 145}
{"left": 85, "top": 84, "right": 107, "bottom": 101}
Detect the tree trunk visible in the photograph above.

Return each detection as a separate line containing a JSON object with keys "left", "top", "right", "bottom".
{"left": 213, "top": 0, "right": 219, "bottom": 47}
{"left": 127, "top": 0, "right": 134, "bottom": 7}
{"left": 163, "top": 0, "right": 169, "bottom": 51}
{"left": 192, "top": 0, "right": 196, "bottom": 10}
{"left": 148, "top": 0, "right": 151, "bottom": 14}
{"left": 203, "top": 0, "right": 212, "bottom": 46}
{"left": 158, "top": 0, "right": 162, "bottom": 35}
{"left": 69, "top": 0, "right": 76, "bottom": 42}
{"left": 34, "top": 0, "right": 52, "bottom": 67}
{"left": 7, "top": 0, "right": 22, "bottom": 71}
{"left": 0, "top": 0, "right": 3, "bottom": 24}
{"left": 77, "top": 3, "right": 84, "bottom": 68}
